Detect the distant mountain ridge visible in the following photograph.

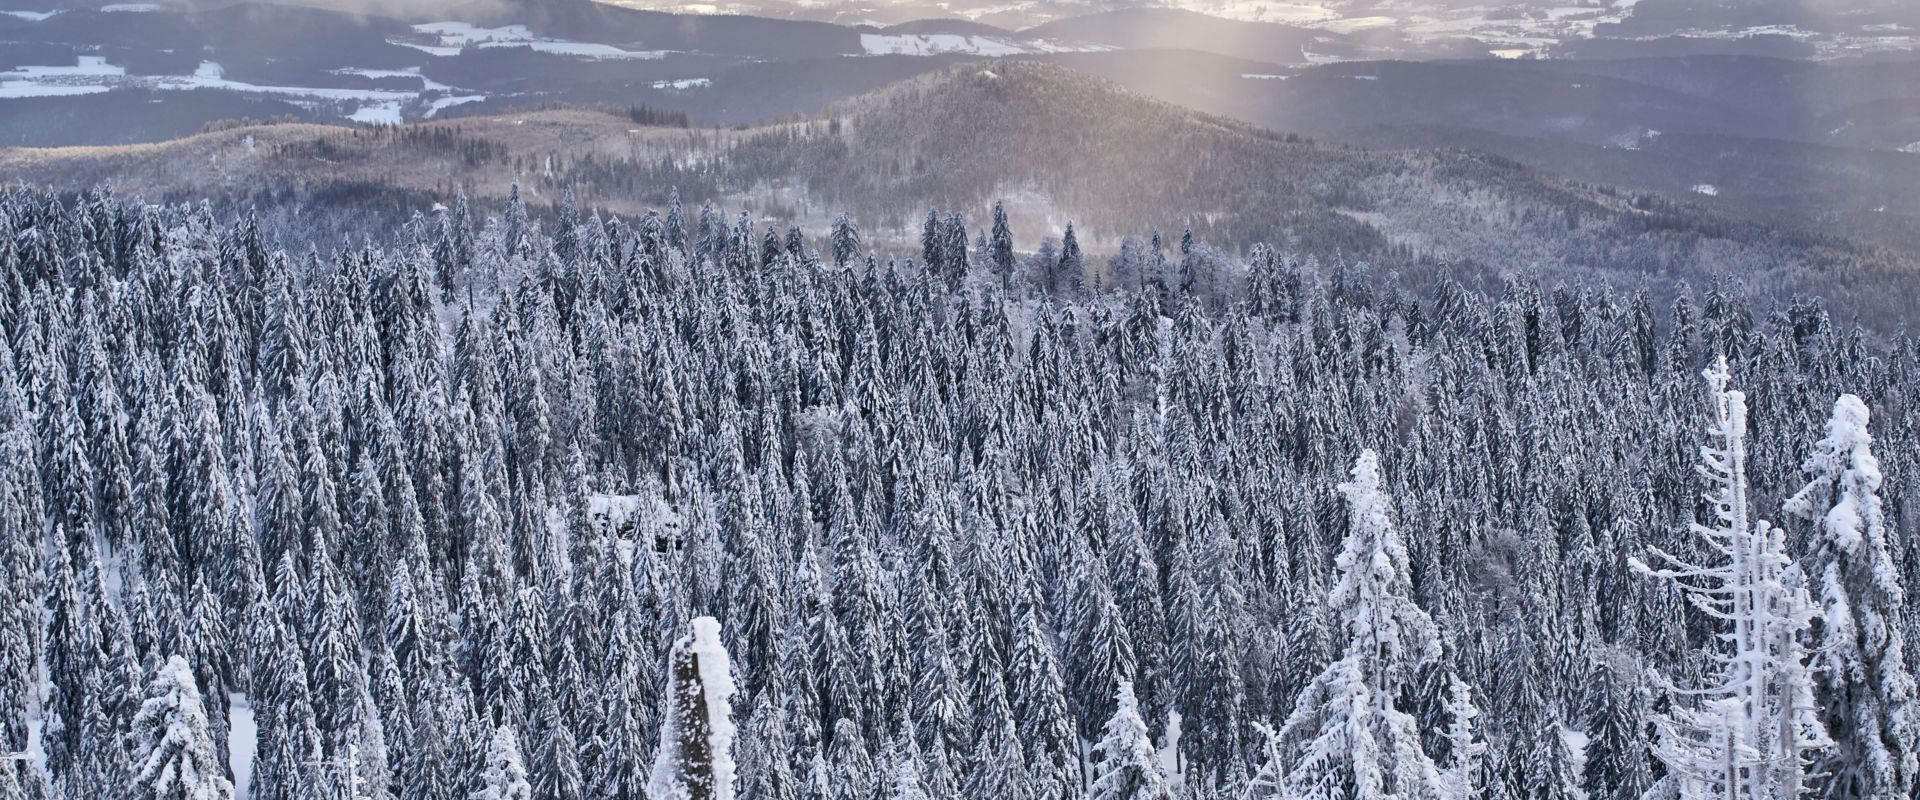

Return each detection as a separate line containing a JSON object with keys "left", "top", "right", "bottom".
{"left": 7, "top": 60, "right": 1915, "bottom": 322}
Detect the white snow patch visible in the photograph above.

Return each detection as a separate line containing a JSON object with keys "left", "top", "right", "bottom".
{"left": 154, "top": 61, "right": 418, "bottom": 105}
{"left": 400, "top": 21, "right": 668, "bottom": 59}
{"left": 0, "top": 81, "right": 110, "bottom": 98}
{"left": 691, "top": 617, "right": 738, "bottom": 795}
{"left": 861, "top": 33, "right": 1025, "bottom": 56}
{"left": 650, "top": 77, "right": 709, "bottom": 90}
{"left": 647, "top": 617, "right": 739, "bottom": 800}
{"left": 858, "top": 33, "right": 1101, "bottom": 56}
{"left": 426, "top": 94, "right": 485, "bottom": 117}
{"left": 100, "top": 2, "right": 162, "bottom": 10}
{"left": 1691, "top": 183, "right": 1720, "bottom": 196}
{"left": 1560, "top": 726, "right": 1590, "bottom": 781}
{"left": 391, "top": 41, "right": 463, "bottom": 57}
{"left": 1241, "top": 73, "right": 1290, "bottom": 80}
{"left": 5, "top": 56, "right": 125, "bottom": 78}
{"left": 1157, "top": 711, "right": 1184, "bottom": 786}
{"left": 0, "top": 56, "right": 125, "bottom": 98}
{"left": 331, "top": 66, "right": 452, "bottom": 92}
{"left": 349, "top": 100, "right": 404, "bottom": 125}
{"left": 25, "top": 717, "right": 46, "bottom": 774}
{"left": 229, "top": 692, "right": 257, "bottom": 799}
{"left": 413, "top": 21, "right": 535, "bottom": 46}
{"left": 1898, "top": 141, "right": 1920, "bottom": 154}
{"left": 0, "top": 9, "right": 62, "bottom": 20}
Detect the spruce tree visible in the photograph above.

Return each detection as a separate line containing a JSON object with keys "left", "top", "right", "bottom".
{"left": 1273, "top": 450, "right": 1446, "bottom": 800}
{"left": 127, "top": 655, "right": 235, "bottom": 800}
{"left": 1783, "top": 395, "right": 1918, "bottom": 800}
{"left": 1087, "top": 681, "right": 1174, "bottom": 800}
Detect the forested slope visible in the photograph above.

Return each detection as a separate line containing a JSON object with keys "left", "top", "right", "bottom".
{"left": 6, "top": 62, "right": 1917, "bottom": 324}
{"left": 0, "top": 184, "right": 1917, "bottom": 800}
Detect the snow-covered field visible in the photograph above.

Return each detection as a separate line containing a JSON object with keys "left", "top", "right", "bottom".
{"left": 0, "top": 56, "right": 122, "bottom": 98}
{"left": 651, "top": 78, "right": 711, "bottom": 90}
{"left": 331, "top": 67, "right": 453, "bottom": 92}
{"left": 394, "top": 21, "right": 671, "bottom": 60}
{"left": 858, "top": 33, "right": 1103, "bottom": 56}
{"left": 0, "top": 56, "right": 490, "bottom": 125}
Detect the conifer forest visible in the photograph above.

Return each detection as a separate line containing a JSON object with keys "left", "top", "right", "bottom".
{"left": 1, "top": 183, "right": 1918, "bottom": 800}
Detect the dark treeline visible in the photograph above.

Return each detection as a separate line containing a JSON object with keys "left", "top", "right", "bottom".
{"left": 0, "top": 184, "right": 1915, "bottom": 800}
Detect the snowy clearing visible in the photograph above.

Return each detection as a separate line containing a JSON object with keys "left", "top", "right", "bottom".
{"left": 426, "top": 94, "right": 486, "bottom": 117}
{"left": 651, "top": 78, "right": 710, "bottom": 90}
{"left": 349, "top": 100, "right": 405, "bottom": 125}
{"left": 858, "top": 33, "right": 1103, "bottom": 56}
{"left": 399, "top": 21, "right": 670, "bottom": 59}
{"left": 331, "top": 66, "right": 454, "bottom": 92}
{"left": 0, "top": 56, "right": 125, "bottom": 98}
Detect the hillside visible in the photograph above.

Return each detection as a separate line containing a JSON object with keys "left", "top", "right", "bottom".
{"left": 5, "top": 61, "right": 1916, "bottom": 322}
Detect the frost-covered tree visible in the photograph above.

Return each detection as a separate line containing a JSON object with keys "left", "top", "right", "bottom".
{"left": 1274, "top": 450, "right": 1446, "bottom": 800}
{"left": 1088, "top": 681, "right": 1174, "bottom": 800}
{"left": 1783, "top": 394, "right": 1918, "bottom": 800}
{"left": 650, "top": 616, "right": 738, "bottom": 800}
{"left": 474, "top": 726, "right": 535, "bottom": 800}
{"left": 127, "top": 655, "right": 234, "bottom": 800}
{"left": 1631, "top": 357, "right": 1828, "bottom": 800}
{"left": 1440, "top": 676, "right": 1484, "bottom": 800}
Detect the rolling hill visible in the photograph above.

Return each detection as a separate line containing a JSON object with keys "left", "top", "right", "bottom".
{"left": 6, "top": 60, "right": 1916, "bottom": 324}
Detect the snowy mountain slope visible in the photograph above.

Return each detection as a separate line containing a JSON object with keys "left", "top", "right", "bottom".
{"left": 5, "top": 61, "right": 1912, "bottom": 321}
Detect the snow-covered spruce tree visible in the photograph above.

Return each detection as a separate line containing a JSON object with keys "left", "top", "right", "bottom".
{"left": 1783, "top": 394, "right": 1918, "bottom": 800}
{"left": 1247, "top": 723, "right": 1286, "bottom": 800}
{"left": 474, "top": 726, "right": 534, "bottom": 800}
{"left": 127, "top": 655, "right": 234, "bottom": 800}
{"left": 830, "top": 212, "right": 861, "bottom": 269}
{"left": 1578, "top": 653, "right": 1650, "bottom": 800}
{"left": 1274, "top": 449, "right": 1446, "bottom": 800}
{"left": 990, "top": 200, "right": 1016, "bottom": 288}
{"left": 1631, "top": 357, "right": 1828, "bottom": 800}
{"left": 650, "top": 616, "right": 739, "bottom": 800}
{"left": 1439, "top": 676, "right": 1484, "bottom": 800}
{"left": 1088, "top": 681, "right": 1174, "bottom": 800}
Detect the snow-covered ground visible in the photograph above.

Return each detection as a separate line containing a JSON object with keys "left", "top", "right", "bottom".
{"left": 395, "top": 21, "right": 671, "bottom": 59}
{"left": 858, "top": 33, "right": 1103, "bottom": 56}
{"left": 229, "top": 692, "right": 258, "bottom": 799}
{"left": 426, "top": 94, "right": 487, "bottom": 117}
{"left": 651, "top": 78, "right": 711, "bottom": 90}
{"left": 331, "top": 67, "right": 453, "bottom": 92}
{"left": 0, "top": 56, "right": 495, "bottom": 124}
{"left": 0, "top": 9, "right": 62, "bottom": 20}
{"left": 349, "top": 100, "right": 405, "bottom": 125}
{"left": 0, "top": 56, "right": 123, "bottom": 98}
